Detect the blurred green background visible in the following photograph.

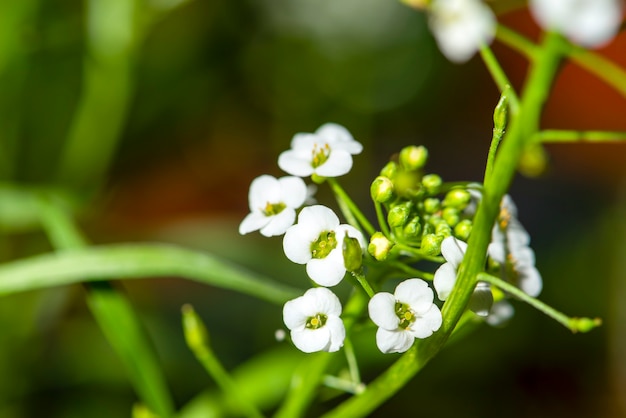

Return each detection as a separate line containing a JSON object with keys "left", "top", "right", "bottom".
{"left": 1, "top": 0, "right": 625, "bottom": 417}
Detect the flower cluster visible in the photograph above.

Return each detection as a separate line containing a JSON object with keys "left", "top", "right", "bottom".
{"left": 240, "top": 123, "right": 543, "bottom": 355}
{"left": 405, "top": 0, "right": 623, "bottom": 63}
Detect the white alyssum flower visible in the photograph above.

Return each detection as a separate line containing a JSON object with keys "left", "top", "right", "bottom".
{"left": 283, "top": 287, "right": 346, "bottom": 353}
{"left": 278, "top": 123, "right": 363, "bottom": 178}
{"left": 239, "top": 175, "right": 309, "bottom": 237}
{"left": 368, "top": 279, "right": 442, "bottom": 353}
{"left": 283, "top": 205, "right": 366, "bottom": 287}
{"left": 433, "top": 236, "right": 493, "bottom": 316}
{"left": 488, "top": 195, "right": 543, "bottom": 297}
{"left": 428, "top": 0, "right": 496, "bottom": 63}
{"left": 530, "top": 0, "right": 623, "bottom": 48}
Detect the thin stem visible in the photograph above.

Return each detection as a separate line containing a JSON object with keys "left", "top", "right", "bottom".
{"left": 495, "top": 24, "right": 538, "bottom": 61}
{"left": 182, "top": 305, "right": 265, "bottom": 418}
{"left": 479, "top": 44, "right": 520, "bottom": 113}
{"left": 353, "top": 271, "right": 376, "bottom": 298}
{"left": 478, "top": 273, "right": 601, "bottom": 333}
{"left": 374, "top": 201, "right": 391, "bottom": 238}
{"left": 567, "top": 44, "right": 626, "bottom": 99}
{"left": 387, "top": 261, "right": 434, "bottom": 280}
{"left": 327, "top": 178, "right": 376, "bottom": 236}
{"left": 534, "top": 129, "right": 626, "bottom": 143}
{"left": 343, "top": 338, "right": 363, "bottom": 391}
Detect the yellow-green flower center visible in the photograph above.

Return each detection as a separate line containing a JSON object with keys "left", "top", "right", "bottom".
{"left": 306, "top": 313, "right": 327, "bottom": 329}
{"left": 311, "top": 230, "right": 337, "bottom": 259}
{"left": 263, "top": 201, "right": 286, "bottom": 216}
{"left": 311, "top": 143, "right": 331, "bottom": 168}
{"left": 395, "top": 302, "right": 415, "bottom": 329}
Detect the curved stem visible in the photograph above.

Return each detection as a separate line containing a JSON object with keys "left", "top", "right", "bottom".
{"left": 479, "top": 44, "right": 520, "bottom": 113}
{"left": 327, "top": 178, "right": 376, "bottom": 236}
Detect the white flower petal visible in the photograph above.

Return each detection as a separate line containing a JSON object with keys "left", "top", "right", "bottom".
{"left": 433, "top": 262, "right": 457, "bottom": 301}
{"left": 306, "top": 249, "right": 346, "bottom": 286}
{"left": 375, "top": 327, "right": 415, "bottom": 354}
{"left": 278, "top": 150, "right": 315, "bottom": 177}
{"left": 440, "top": 236, "right": 467, "bottom": 268}
{"left": 283, "top": 298, "right": 308, "bottom": 330}
{"left": 368, "top": 292, "right": 399, "bottom": 330}
{"left": 468, "top": 282, "right": 493, "bottom": 317}
{"left": 298, "top": 205, "right": 340, "bottom": 231}
{"left": 239, "top": 212, "right": 270, "bottom": 235}
{"left": 291, "top": 328, "right": 330, "bottom": 353}
{"left": 283, "top": 224, "right": 315, "bottom": 264}
{"left": 316, "top": 123, "right": 363, "bottom": 155}
{"left": 519, "top": 264, "right": 543, "bottom": 297}
{"left": 260, "top": 209, "right": 296, "bottom": 237}
{"left": 408, "top": 304, "right": 442, "bottom": 339}
{"left": 315, "top": 150, "right": 354, "bottom": 178}
{"left": 278, "top": 176, "right": 308, "bottom": 208}
{"left": 308, "top": 287, "right": 343, "bottom": 317}
{"left": 324, "top": 315, "right": 346, "bottom": 352}
{"left": 394, "top": 279, "right": 434, "bottom": 315}
{"left": 248, "top": 175, "right": 281, "bottom": 210}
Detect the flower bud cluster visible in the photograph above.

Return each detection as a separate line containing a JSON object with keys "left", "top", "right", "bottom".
{"left": 368, "top": 145, "right": 477, "bottom": 260}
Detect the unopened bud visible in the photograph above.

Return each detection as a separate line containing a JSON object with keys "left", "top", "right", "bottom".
{"left": 182, "top": 304, "right": 209, "bottom": 353}
{"left": 423, "top": 197, "right": 441, "bottom": 214}
{"left": 368, "top": 232, "right": 394, "bottom": 261}
{"left": 441, "top": 207, "right": 460, "bottom": 227}
{"left": 370, "top": 176, "right": 394, "bottom": 203}
{"left": 421, "top": 174, "right": 442, "bottom": 195}
{"left": 435, "top": 222, "right": 452, "bottom": 237}
{"left": 443, "top": 189, "right": 471, "bottom": 209}
{"left": 388, "top": 202, "right": 412, "bottom": 227}
{"left": 454, "top": 219, "right": 472, "bottom": 241}
{"left": 380, "top": 161, "right": 398, "bottom": 179}
{"left": 399, "top": 145, "right": 428, "bottom": 171}
{"left": 403, "top": 216, "right": 422, "bottom": 238}
{"left": 343, "top": 233, "right": 363, "bottom": 272}
{"left": 493, "top": 91, "right": 508, "bottom": 132}
{"left": 421, "top": 233, "right": 443, "bottom": 256}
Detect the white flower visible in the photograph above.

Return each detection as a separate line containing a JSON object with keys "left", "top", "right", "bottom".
{"left": 368, "top": 279, "right": 442, "bottom": 353}
{"left": 278, "top": 123, "right": 363, "bottom": 178}
{"left": 433, "top": 236, "right": 493, "bottom": 316}
{"left": 428, "top": 0, "right": 496, "bottom": 63}
{"left": 283, "top": 287, "right": 346, "bottom": 353}
{"left": 488, "top": 195, "right": 543, "bottom": 298}
{"left": 486, "top": 300, "right": 515, "bottom": 327}
{"left": 239, "top": 175, "right": 309, "bottom": 237}
{"left": 283, "top": 205, "right": 365, "bottom": 287}
{"left": 530, "top": 0, "right": 623, "bottom": 48}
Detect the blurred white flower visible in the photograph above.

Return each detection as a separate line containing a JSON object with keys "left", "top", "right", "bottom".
{"left": 239, "top": 175, "right": 308, "bottom": 237}
{"left": 428, "top": 0, "right": 496, "bottom": 63}
{"left": 278, "top": 123, "right": 363, "bottom": 178}
{"left": 283, "top": 205, "right": 365, "bottom": 286}
{"left": 283, "top": 287, "right": 345, "bottom": 353}
{"left": 529, "top": 0, "right": 623, "bottom": 48}
{"left": 368, "top": 279, "right": 442, "bottom": 353}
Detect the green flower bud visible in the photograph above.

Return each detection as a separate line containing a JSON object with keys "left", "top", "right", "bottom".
{"left": 182, "top": 304, "right": 209, "bottom": 353}
{"left": 399, "top": 145, "right": 428, "bottom": 171}
{"left": 387, "top": 202, "right": 412, "bottom": 228}
{"left": 370, "top": 176, "right": 394, "bottom": 203}
{"left": 454, "top": 219, "right": 472, "bottom": 241}
{"left": 441, "top": 207, "right": 460, "bottom": 227}
{"left": 518, "top": 143, "right": 548, "bottom": 178}
{"left": 394, "top": 170, "right": 420, "bottom": 198}
{"left": 403, "top": 216, "right": 422, "bottom": 239}
{"left": 368, "top": 232, "right": 394, "bottom": 261}
{"left": 423, "top": 197, "right": 440, "bottom": 214}
{"left": 421, "top": 233, "right": 443, "bottom": 256}
{"left": 435, "top": 222, "right": 452, "bottom": 237}
{"left": 421, "top": 174, "right": 442, "bottom": 195}
{"left": 570, "top": 317, "right": 602, "bottom": 333}
{"left": 493, "top": 91, "right": 508, "bottom": 132}
{"left": 343, "top": 233, "right": 363, "bottom": 272}
{"left": 380, "top": 161, "right": 398, "bottom": 179}
{"left": 443, "top": 189, "right": 471, "bottom": 209}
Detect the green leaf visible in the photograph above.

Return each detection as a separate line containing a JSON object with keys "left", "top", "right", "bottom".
{"left": 0, "top": 243, "right": 302, "bottom": 304}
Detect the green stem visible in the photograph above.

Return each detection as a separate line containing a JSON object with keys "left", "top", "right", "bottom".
{"left": 320, "top": 31, "right": 566, "bottom": 418}
{"left": 327, "top": 178, "right": 376, "bottom": 236}
{"left": 374, "top": 201, "right": 391, "bottom": 238}
{"left": 479, "top": 45, "right": 520, "bottom": 113}
{"left": 566, "top": 44, "right": 626, "bottom": 99}
{"left": 534, "top": 129, "right": 626, "bottom": 142}
{"left": 182, "top": 304, "right": 265, "bottom": 418}
{"left": 353, "top": 271, "right": 375, "bottom": 298}
{"left": 478, "top": 273, "right": 601, "bottom": 333}
{"left": 496, "top": 24, "right": 538, "bottom": 61}
{"left": 387, "top": 261, "right": 434, "bottom": 280}
{"left": 342, "top": 337, "right": 364, "bottom": 392}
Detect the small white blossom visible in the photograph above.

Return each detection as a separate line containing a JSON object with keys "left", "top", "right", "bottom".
{"left": 486, "top": 300, "right": 515, "bottom": 327}
{"left": 283, "top": 287, "right": 346, "bottom": 353}
{"left": 530, "top": 0, "right": 623, "bottom": 48}
{"left": 428, "top": 0, "right": 496, "bottom": 63}
{"left": 239, "top": 175, "right": 309, "bottom": 237}
{"left": 368, "top": 279, "right": 442, "bottom": 353}
{"left": 278, "top": 123, "right": 363, "bottom": 178}
{"left": 283, "top": 205, "right": 366, "bottom": 287}
{"left": 434, "top": 236, "right": 493, "bottom": 316}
